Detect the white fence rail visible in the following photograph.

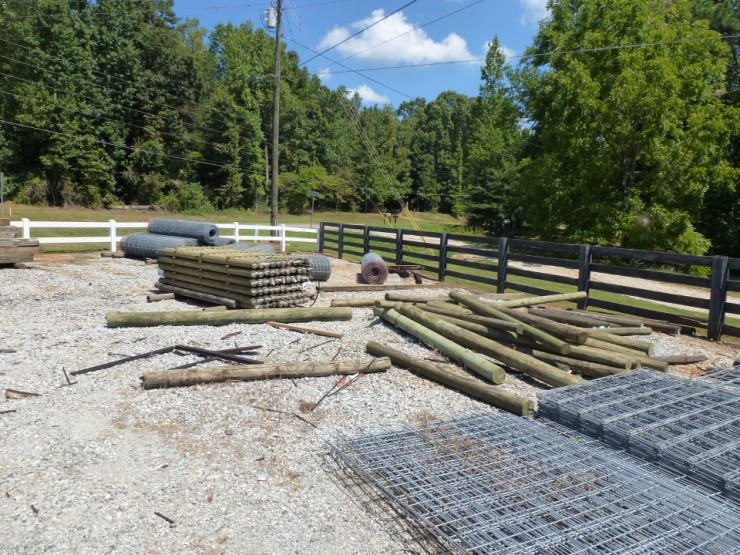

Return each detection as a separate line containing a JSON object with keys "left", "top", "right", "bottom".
{"left": 10, "top": 219, "right": 318, "bottom": 252}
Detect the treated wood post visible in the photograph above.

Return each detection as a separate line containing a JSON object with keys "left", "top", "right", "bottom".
{"left": 496, "top": 237, "right": 509, "bottom": 294}
{"left": 438, "top": 232, "right": 448, "bottom": 282}
{"left": 707, "top": 256, "right": 729, "bottom": 341}
{"left": 362, "top": 225, "right": 370, "bottom": 254}
{"left": 577, "top": 244, "right": 592, "bottom": 310}
{"left": 317, "top": 222, "right": 325, "bottom": 253}
{"left": 395, "top": 229, "right": 403, "bottom": 265}
{"left": 337, "top": 224, "right": 344, "bottom": 259}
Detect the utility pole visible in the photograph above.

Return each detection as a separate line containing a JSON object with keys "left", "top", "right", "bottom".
{"left": 270, "top": 0, "right": 283, "bottom": 228}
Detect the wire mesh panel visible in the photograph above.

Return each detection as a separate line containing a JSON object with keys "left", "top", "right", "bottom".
{"left": 330, "top": 412, "right": 740, "bottom": 554}
{"left": 702, "top": 365, "right": 740, "bottom": 385}
{"left": 538, "top": 370, "right": 740, "bottom": 499}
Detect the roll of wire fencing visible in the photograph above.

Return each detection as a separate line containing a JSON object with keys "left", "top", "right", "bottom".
{"left": 361, "top": 252, "right": 389, "bottom": 285}
{"left": 147, "top": 218, "right": 220, "bottom": 245}
{"left": 212, "top": 237, "right": 236, "bottom": 246}
{"left": 121, "top": 233, "right": 199, "bottom": 259}
{"left": 304, "top": 255, "right": 332, "bottom": 282}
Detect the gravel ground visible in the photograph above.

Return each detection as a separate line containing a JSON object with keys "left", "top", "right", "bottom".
{"left": 0, "top": 253, "right": 737, "bottom": 555}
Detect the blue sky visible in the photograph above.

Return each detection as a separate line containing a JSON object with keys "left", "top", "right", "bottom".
{"left": 172, "top": 0, "right": 549, "bottom": 106}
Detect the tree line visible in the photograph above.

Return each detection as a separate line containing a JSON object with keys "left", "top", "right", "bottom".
{"left": 0, "top": 0, "right": 737, "bottom": 256}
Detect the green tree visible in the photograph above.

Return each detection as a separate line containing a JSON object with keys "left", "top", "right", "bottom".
{"left": 464, "top": 37, "right": 523, "bottom": 234}
{"left": 517, "top": 0, "right": 735, "bottom": 254}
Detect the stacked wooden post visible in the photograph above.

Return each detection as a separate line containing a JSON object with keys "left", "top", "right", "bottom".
{"left": 0, "top": 219, "right": 41, "bottom": 265}
{"left": 371, "top": 290, "right": 674, "bottom": 414}
{"left": 156, "top": 246, "right": 313, "bottom": 308}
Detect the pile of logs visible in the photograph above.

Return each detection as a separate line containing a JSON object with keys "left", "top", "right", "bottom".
{"left": 370, "top": 291, "right": 676, "bottom": 415}
{"left": 0, "top": 218, "right": 41, "bottom": 266}
{"left": 156, "top": 246, "right": 313, "bottom": 309}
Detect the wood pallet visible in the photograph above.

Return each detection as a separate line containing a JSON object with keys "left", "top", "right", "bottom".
{"left": 0, "top": 223, "right": 41, "bottom": 265}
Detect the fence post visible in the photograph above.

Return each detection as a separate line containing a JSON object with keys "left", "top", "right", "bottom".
{"left": 253, "top": 226, "right": 259, "bottom": 242}
{"left": 363, "top": 226, "right": 370, "bottom": 254}
{"left": 496, "top": 237, "right": 509, "bottom": 294}
{"left": 438, "top": 232, "right": 448, "bottom": 282}
{"left": 395, "top": 229, "right": 403, "bottom": 265}
{"left": 577, "top": 244, "right": 592, "bottom": 310}
{"left": 21, "top": 217, "right": 30, "bottom": 239}
{"left": 337, "top": 224, "right": 344, "bottom": 259}
{"left": 707, "top": 256, "right": 729, "bottom": 341}
{"left": 279, "top": 224, "right": 286, "bottom": 252}
{"left": 109, "top": 219, "right": 117, "bottom": 253}
{"left": 317, "top": 222, "right": 325, "bottom": 253}
{"left": 233, "top": 221, "right": 240, "bottom": 242}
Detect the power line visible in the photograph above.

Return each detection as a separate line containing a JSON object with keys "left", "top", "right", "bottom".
{"left": 300, "top": 0, "right": 418, "bottom": 67}
{"left": 0, "top": 117, "right": 264, "bottom": 175}
{"left": 316, "top": 33, "right": 740, "bottom": 74}
{"left": 331, "top": 0, "right": 485, "bottom": 67}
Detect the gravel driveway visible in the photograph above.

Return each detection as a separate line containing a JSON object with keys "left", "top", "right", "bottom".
{"left": 0, "top": 253, "right": 736, "bottom": 554}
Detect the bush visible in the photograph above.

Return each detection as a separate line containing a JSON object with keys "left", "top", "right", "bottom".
{"left": 161, "top": 182, "right": 213, "bottom": 213}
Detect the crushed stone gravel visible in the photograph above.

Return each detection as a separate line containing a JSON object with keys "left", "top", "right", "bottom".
{"left": 0, "top": 253, "right": 736, "bottom": 554}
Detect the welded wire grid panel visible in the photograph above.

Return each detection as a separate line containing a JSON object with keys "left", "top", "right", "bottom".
{"left": 330, "top": 413, "right": 740, "bottom": 554}
{"left": 538, "top": 370, "right": 740, "bottom": 500}
{"left": 702, "top": 365, "right": 740, "bottom": 385}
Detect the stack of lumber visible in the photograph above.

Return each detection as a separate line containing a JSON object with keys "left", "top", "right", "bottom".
{"left": 156, "top": 246, "right": 313, "bottom": 308}
{"left": 0, "top": 218, "right": 41, "bottom": 265}
{"left": 371, "top": 291, "right": 674, "bottom": 414}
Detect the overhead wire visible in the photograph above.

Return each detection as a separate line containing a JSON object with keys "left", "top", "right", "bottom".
{"left": 0, "top": 117, "right": 265, "bottom": 175}
{"left": 299, "top": 0, "right": 418, "bottom": 67}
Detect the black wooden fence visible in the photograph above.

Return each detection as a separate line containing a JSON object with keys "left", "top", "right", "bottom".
{"left": 318, "top": 222, "right": 740, "bottom": 341}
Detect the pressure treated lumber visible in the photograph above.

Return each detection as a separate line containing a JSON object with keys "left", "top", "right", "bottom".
{"left": 529, "top": 307, "right": 616, "bottom": 328}
{"left": 330, "top": 298, "right": 380, "bottom": 308}
{"left": 499, "top": 308, "right": 589, "bottom": 344}
{"left": 107, "top": 307, "right": 353, "bottom": 328}
{"left": 652, "top": 354, "right": 708, "bottom": 365}
{"left": 398, "top": 304, "right": 583, "bottom": 388}
{"left": 366, "top": 341, "right": 534, "bottom": 416}
{"left": 414, "top": 310, "right": 519, "bottom": 342}
{"left": 142, "top": 357, "right": 390, "bottom": 389}
{"left": 147, "top": 293, "right": 176, "bottom": 303}
{"left": 418, "top": 304, "right": 524, "bottom": 334}
{"left": 582, "top": 338, "right": 667, "bottom": 370}
{"left": 493, "top": 291, "right": 587, "bottom": 309}
{"left": 581, "top": 329, "right": 654, "bottom": 355}
{"left": 155, "top": 283, "right": 238, "bottom": 308}
{"left": 567, "top": 309, "right": 682, "bottom": 335}
{"left": 373, "top": 307, "right": 506, "bottom": 384}
{"left": 265, "top": 321, "right": 343, "bottom": 338}
{"left": 384, "top": 293, "right": 451, "bottom": 303}
{"left": 595, "top": 327, "right": 653, "bottom": 336}
{"left": 530, "top": 350, "right": 628, "bottom": 378}
{"left": 319, "top": 284, "right": 465, "bottom": 293}
{"left": 450, "top": 291, "right": 571, "bottom": 355}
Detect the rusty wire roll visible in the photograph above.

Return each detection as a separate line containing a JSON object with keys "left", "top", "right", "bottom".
{"left": 361, "top": 252, "right": 389, "bottom": 285}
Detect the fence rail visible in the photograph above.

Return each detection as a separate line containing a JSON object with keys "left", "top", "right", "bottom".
{"left": 318, "top": 222, "right": 739, "bottom": 340}
{"left": 11, "top": 219, "right": 318, "bottom": 253}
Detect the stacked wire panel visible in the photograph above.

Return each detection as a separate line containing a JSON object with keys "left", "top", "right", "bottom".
{"left": 701, "top": 364, "right": 740, "bottom": 385}
{"left": 538, "top": 370, "right": 740, "bottom": 500}
{"left": 331, "top": 413, "right": 740, "bottom": 554}
{"left": 157, "top": 246, "right": 313, "bottom": 308}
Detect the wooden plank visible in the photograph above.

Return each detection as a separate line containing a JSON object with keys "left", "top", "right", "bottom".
{"left": 444, "top": 269, "right": 498, "bottom": 287}
{"left": 590, "top": 263, "right": 710, "bottom": 288}
{"left": 587, "top": 298, "right": 707, "bottom": 328}
{"left": 728, "top": 257, "right": 740, "bottom": 271}
{"left": 446, "top": 233, "right": 500, "bottom": 244}
{"left": 445, "top": 257, "right": 498, "bottom": 272}
{"left": 445, "top": 244, "right": 498, "bottom": 258}
{"left": 366, "top": 235, "right": 396, "bottom": 245}
{"left": 507, "top": 266, "right": 578, "bottom": 287}
{"left": 365, "top": 244, "right": 395, "bottom": 256}
{"left": 727, "top": 280, "right": 740, "bottom": 293}
{"left": 725, "top": 300, "right": 740, "bottom": 316}
{"left": 0, "top": 254, "right": 34, "bottom": 263}
{"left": 402, "top": 239, "right": 441, "bottom": 250}
{"left": 507, "top": 282, "right": 562, "bottom": 297}
{"left": 0, "top": 239, "right": 40, "bottom": 247}
{"left": 508, "top": 253, "right": 579, "bottom": 269}
{"left": 589, "top": 281, "right": 711, "bottom": 310}
{"left": 508, "top": 238, "right": 581, "bottom": 253}
{"left": 0, "top": 246, "right": 42, "bottom": 255}
{"left": 590, "top": 245, "right": 713, "bottom": 267}
{"left": 401, "top": 250, "right": 440, "bottom": 263}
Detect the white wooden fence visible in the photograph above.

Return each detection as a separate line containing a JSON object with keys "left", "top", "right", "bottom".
{"left": 10, "top": 218, "right": 318, "bottom": 252}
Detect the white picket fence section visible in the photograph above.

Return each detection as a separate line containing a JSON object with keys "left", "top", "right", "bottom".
{"left": 10, "top": 218, "right": 318, "bottom": 252}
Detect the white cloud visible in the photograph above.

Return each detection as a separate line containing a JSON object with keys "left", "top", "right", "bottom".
{"left": 519, "top": 0, "right": 548, "bottom": 26}
{"left": 317, "top": 67, "right": 331, "bottom": 82}
{"left": 346, "top": 84, "right": 389, "bottom": 105}
{"left": 317, "top": 9, "right": 473, "bottom": 64}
